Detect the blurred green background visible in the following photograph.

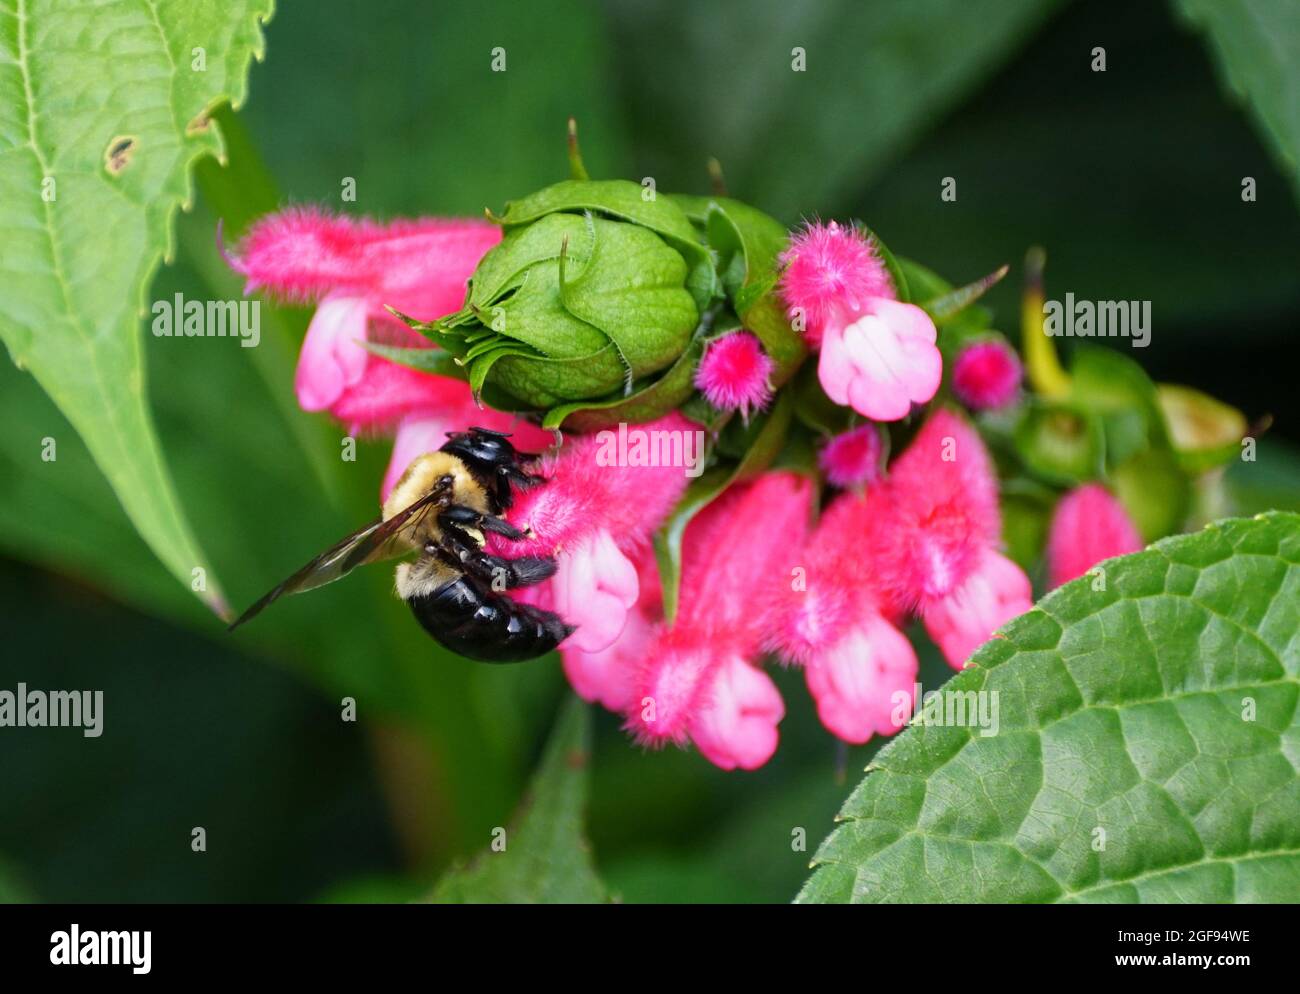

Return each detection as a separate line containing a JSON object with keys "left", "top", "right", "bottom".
{"left": 3, "top": 0, "right": 1298, "bottom": 903}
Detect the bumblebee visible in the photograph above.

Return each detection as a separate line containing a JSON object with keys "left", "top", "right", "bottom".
{"left": 229, "top": 428, "right": 574, "bottom": 662}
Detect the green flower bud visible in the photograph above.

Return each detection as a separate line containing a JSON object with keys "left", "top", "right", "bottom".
{"left": 435, "top": 179, "right": 716, "bottom": 409}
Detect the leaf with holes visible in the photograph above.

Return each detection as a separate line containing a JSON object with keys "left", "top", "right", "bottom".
{"left": 798, "top": 512, "right": 1300, "bottom": 903}
{"left": 0, "top": 0, "right": 274, "bottom": 615}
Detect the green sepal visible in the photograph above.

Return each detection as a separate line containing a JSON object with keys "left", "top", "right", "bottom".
{"left": 361, "top": 341, "right": 467, "bottom": 381}
{"left": 701, "top": 198, "right": 808, "bottom": 387}
{"left": 858, "top": 224, "right": 910, "bottom": 303}
{"left": 1068, "top": 345, "right": 1170, "bottom": 459}
{"left": 1157, "top": 384, "right": 1248, "bottom": 473}
{"left": 921, "top": 264, "right": 1009, "bottom": 322}
{"left": 1013, "top": 400, "right": 1107, "bottom": 484}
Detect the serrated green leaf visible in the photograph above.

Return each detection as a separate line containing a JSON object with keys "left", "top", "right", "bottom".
{"left": 425, "top": 695, "right": 607, "bottom": 904}
{"left": 799, "top": 511, "right": 1300, "bottom": 903}
{"left": 0, "top": 0, "right": 274, "bottom": 615}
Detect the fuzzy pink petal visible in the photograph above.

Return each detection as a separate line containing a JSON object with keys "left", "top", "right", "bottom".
{"left": 294, "top": 294, "right": 371, "bottom": 412}
{"left": 562, "top": 604, "right": 654, "bottom": 713}
{"left": 496, "top": 413, "right": 699, "bottom": 560}
{"left": 627, "top": 472, "right": 814, "bottom": 752}
{"left": 628, "top": 638, "right": 718, "bottom": 746}
{"left": 778, "top": 221, "right": 894, "bottom": 345}
{"left": 552, "top": 529, "right": 640, "bottom": 653}
{"left": 332, "top": 364, "right": 474, "bottom": 434}
{"left": 804, "top": 614, "right": 918, "bottom": 744}
{"left": 923, "top": 549, "right": 1033, "bottom": 669}
{"left": 872, "top": 409, "right": 1001, "bottom": 608}
{"left": 232, "top": 208, "right": 499, "bottom": 319}
{"left": 768, "top": 482, "right": 896, "bottom": 664}
{"left": 688, "top": 656, "right": 784, "bottom": 771}
{"left": 1046, "top": 484, "right": 1144, "bottom": 588}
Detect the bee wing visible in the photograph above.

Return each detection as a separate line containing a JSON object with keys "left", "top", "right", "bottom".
{"left": 228, "top": 488, "right": 444, "bottom": 631}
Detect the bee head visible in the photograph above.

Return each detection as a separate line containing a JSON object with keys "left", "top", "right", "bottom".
{"left": 441, "top": 427, "right": 527, "bottom": 474}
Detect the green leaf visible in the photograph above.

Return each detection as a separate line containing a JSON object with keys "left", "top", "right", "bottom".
{"left": 1176, "top": 0, "right": 1300, "bottom": 201}
{"left": 799, "top": 511, "right": 1300, "bottom": 903}
{"left": 426, "top": 696, "right": 607, "bottom": 904}
{"left": 0, "top": 0, "right": 273, "bottom": 614}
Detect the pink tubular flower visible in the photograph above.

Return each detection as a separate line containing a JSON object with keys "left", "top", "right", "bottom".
{"left": 227, "top": 207, "right": 500, "bottom": 431}
{"left": 1047, "top": 483, "right": 1144, "bottom": 588}
{"left": 952, "top": 339, "right": 1023, "bottom": 411}
{"left": 923, "top": 548, "right": 1032, "bottom": 669}
{"left": 873, "top": 409, "right": 1002, "bottom": 609}
{"left": 694, "top": 330, "right": 774, "bottom": 420}
{"left": 779, "top": 222, "right": 941, "bottom": 422}
{"left": 551, "top": 530, "right": 640, "bottom": 653}
{"left": 803, "top": 615, "right": 918, "bottom": 744}
{"left": 561, "top": 594, "right": 656, "bottom": 713}
{"left": 494, "top": 413, "right": 699, "bottom": 654}
{"left": 688, "top": 655, "right": 785, "bottom": 771}
{"left": 770, "top": 484, "right": 893, "bottom": 666}
{"left": 767, "top": 485, "right": 916, "bottom": 744}
{"left": 819, "top": 424, "right": 885, "bottom": 488}
{"left": 627, "top": 472, "right": 815, "bottom": 766}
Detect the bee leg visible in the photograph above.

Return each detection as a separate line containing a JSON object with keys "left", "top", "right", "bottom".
{"left": 438, "top": 504, "right": 527, "bottom": 542}
{"left": 428, "top": 532, "right": 556, "bottom": 590}
{"left": 467, "top": 550, "right": 558, "bottom": 590}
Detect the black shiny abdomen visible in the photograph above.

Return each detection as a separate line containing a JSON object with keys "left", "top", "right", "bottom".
{"left": 405, "top": 575, "right": 574, "bottom": 663}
